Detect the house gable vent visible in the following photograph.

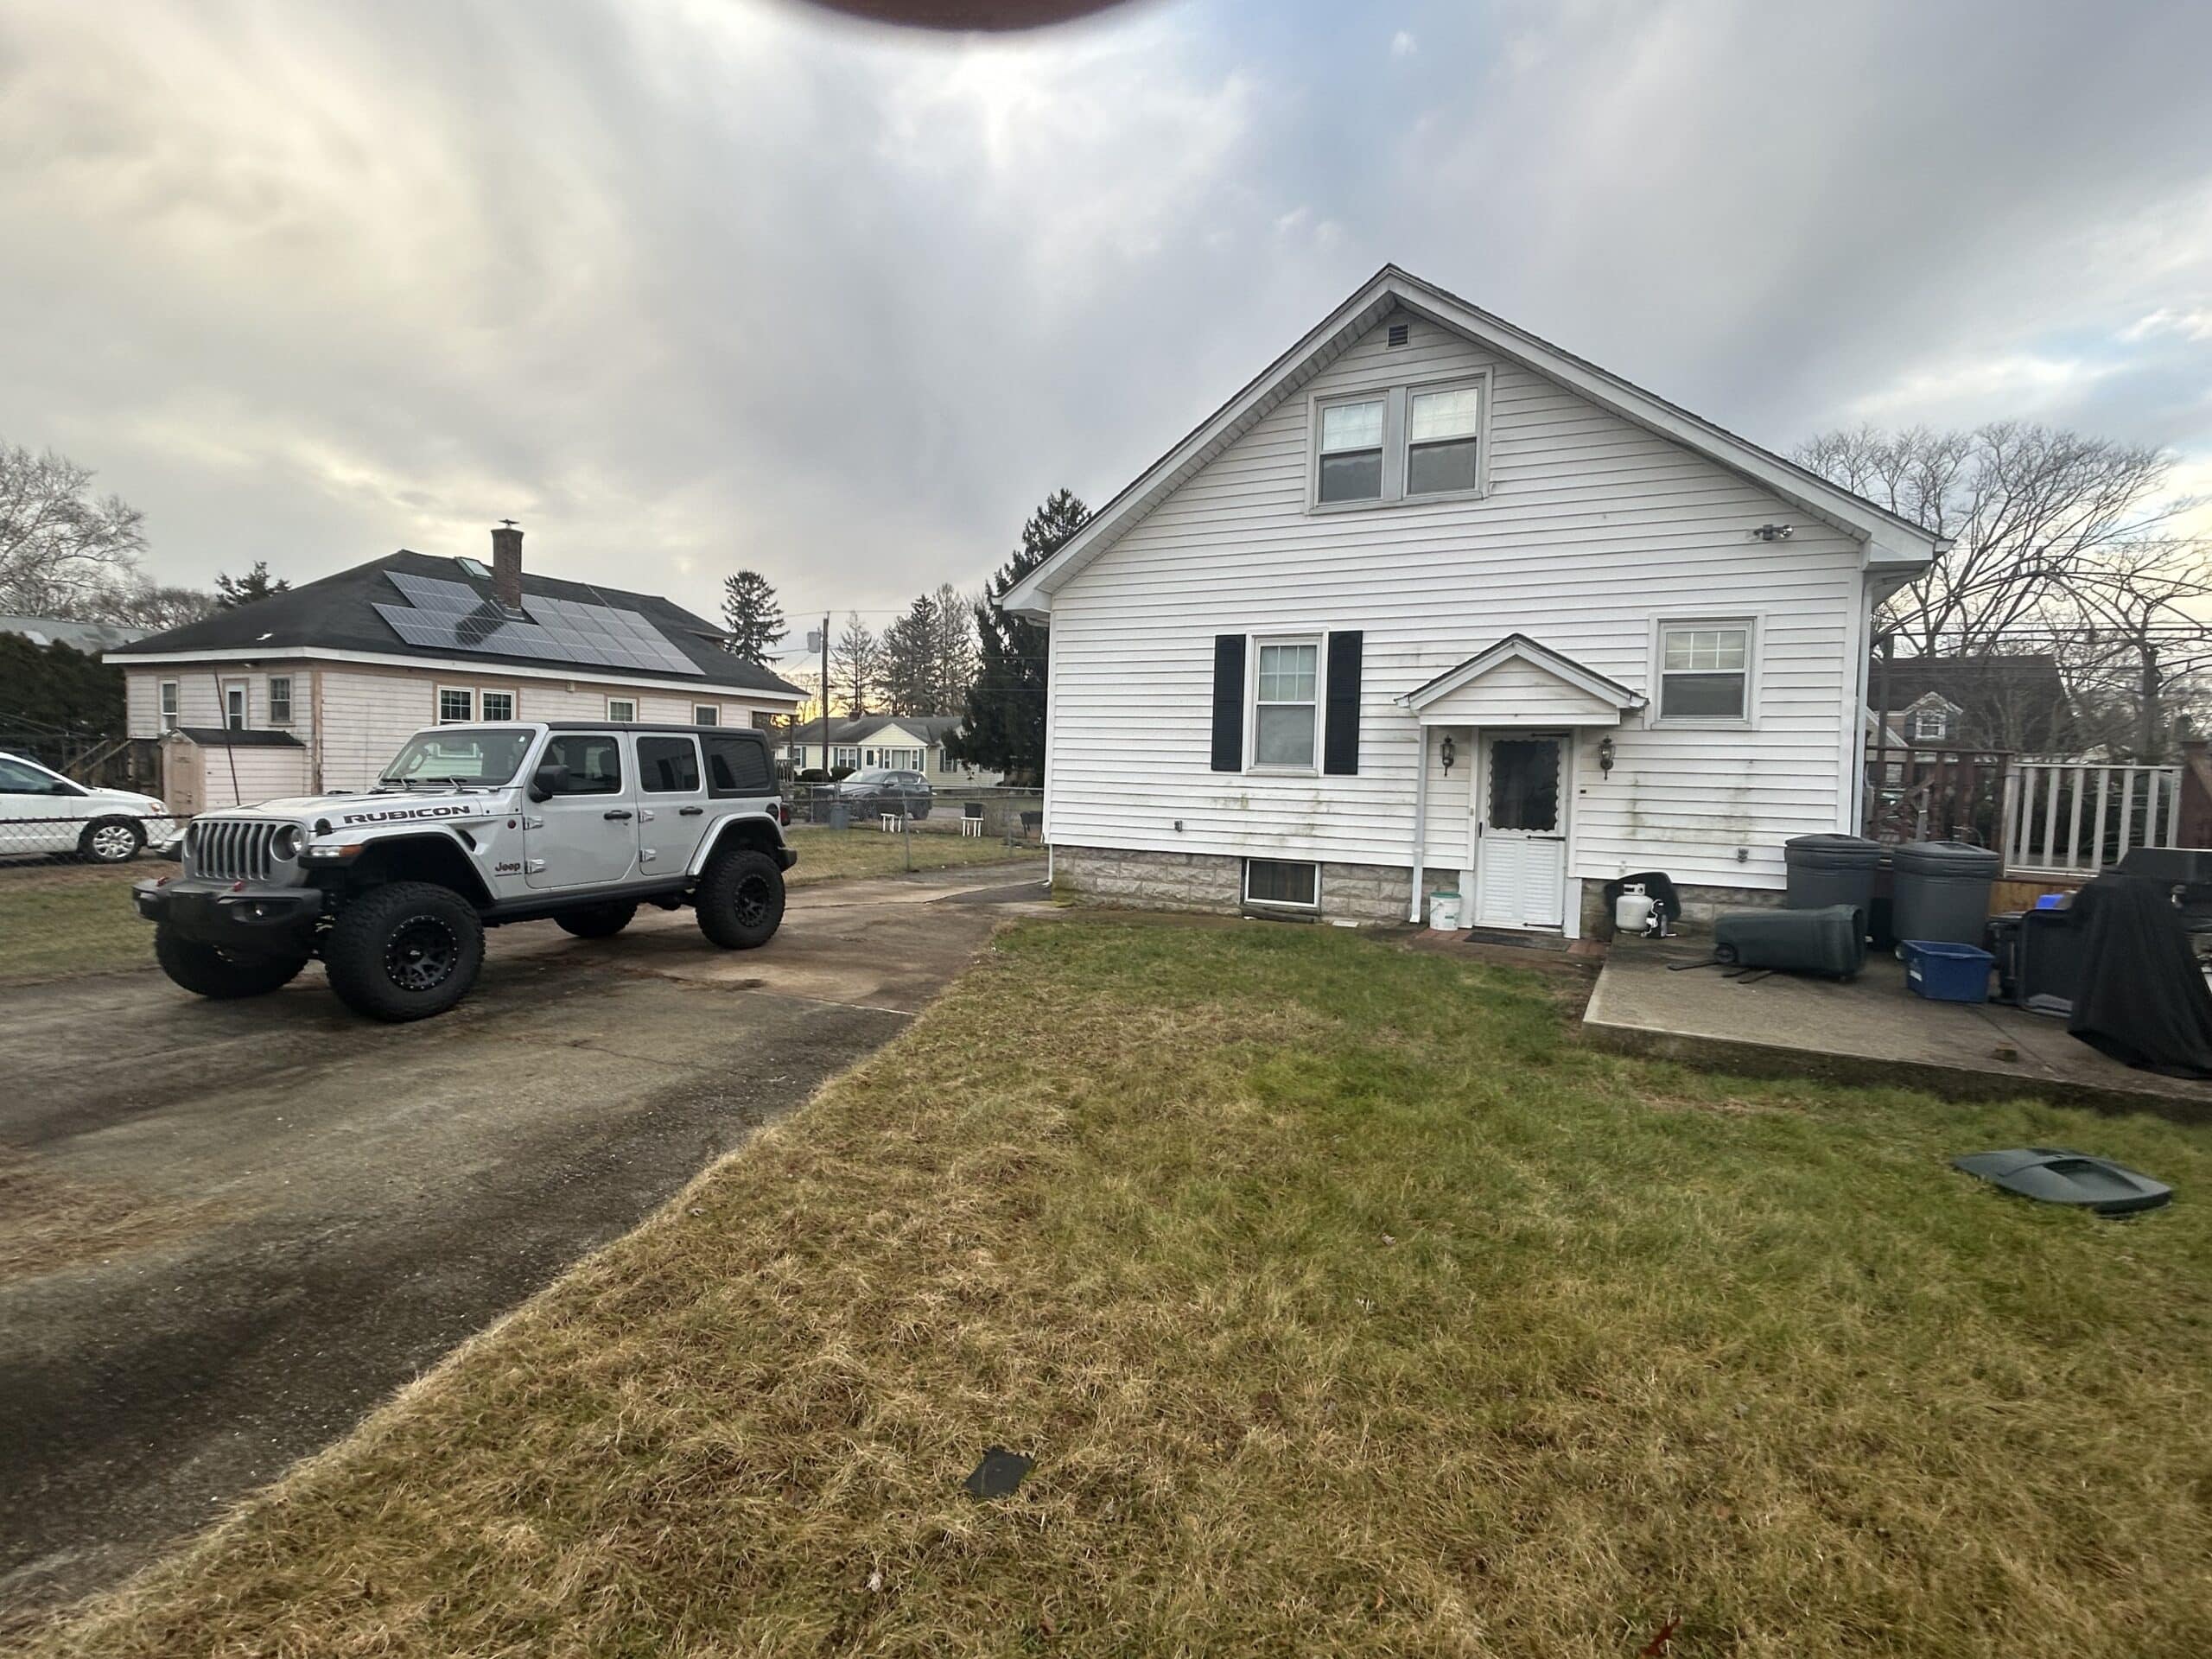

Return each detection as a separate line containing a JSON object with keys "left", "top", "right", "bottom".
{"left": 1386, "top": 322, "right": 1409, "bottom": 347}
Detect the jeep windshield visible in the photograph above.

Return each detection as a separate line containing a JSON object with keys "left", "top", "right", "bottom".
{"left": 378, "top": 728, "right": 535, "bottom": 789}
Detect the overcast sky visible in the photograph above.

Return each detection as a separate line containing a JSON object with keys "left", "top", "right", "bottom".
{"left": 3, "top": 0, "right": 2209, "bottom": 666}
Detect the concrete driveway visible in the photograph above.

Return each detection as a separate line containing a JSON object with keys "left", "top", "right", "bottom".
{"left": 0, "top": 863, "right": 1049, "bottom": 1623}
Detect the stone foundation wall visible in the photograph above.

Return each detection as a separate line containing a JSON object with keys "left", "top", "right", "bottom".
{"left": 1579, "top": 879, "right": 1782, "bottom": 938}
{"left": 1053, "top": 845, "right": 1413, "bottom": 925}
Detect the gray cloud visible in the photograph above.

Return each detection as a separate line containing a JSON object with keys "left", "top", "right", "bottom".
{"left": 3, "top": 0, "right": 2209, "bottom": 663}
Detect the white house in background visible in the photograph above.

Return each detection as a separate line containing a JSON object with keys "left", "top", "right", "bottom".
{"left": 785, "top": 714, "right": 1002, "bottom": 786}
{"left": 1005, "top": 265, "right": 1945, "bottom": 935}
{"left": 107, "top": 526, "right": 805, "bottom": 812}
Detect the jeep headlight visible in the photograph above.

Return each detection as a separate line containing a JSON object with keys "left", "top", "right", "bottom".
{"left": 271, "top": 824, "right": 306, "bottom": 861}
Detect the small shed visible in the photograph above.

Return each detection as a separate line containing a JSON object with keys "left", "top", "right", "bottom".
{"left": 162, "top": 728, "right": 311, "bottom": 814}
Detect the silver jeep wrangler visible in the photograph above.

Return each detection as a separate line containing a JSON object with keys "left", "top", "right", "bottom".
{"left": 134, "top": 721, "right": 796, "bottom": 1021}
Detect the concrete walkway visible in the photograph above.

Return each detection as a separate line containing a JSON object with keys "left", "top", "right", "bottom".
{"left": 0, "top": 863, "right": 1049, "bottom": 1624}
{"left": 1585, "top": 939, "right": 2212, "bottom": 1122}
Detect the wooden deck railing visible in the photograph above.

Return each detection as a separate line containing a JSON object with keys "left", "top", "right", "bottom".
{"left": 2000, "top": 761, "right": 2182, "bottom": 877}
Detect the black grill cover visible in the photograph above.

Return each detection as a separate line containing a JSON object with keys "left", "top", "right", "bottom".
{"left": 2068, "top": 874, "right": 2212, "bottom": 1078}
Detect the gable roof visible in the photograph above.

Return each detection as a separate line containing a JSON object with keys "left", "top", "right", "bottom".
{"left": 0, "top": 613, "right": 150, "bottom": 653}
{"left": 1002, "top": 264, "right": 1947, "bottom": 620}
{"left": 790, "top": 714, "right": 963, "bottom": 747}
{"left": 109, "top": 550, "right": 803, "bottom": 697}
{"left": 1401, "top": 633, "right": 1647, "bottom": 718}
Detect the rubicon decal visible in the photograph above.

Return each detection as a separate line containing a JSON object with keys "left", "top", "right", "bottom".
{"left": 338, "top": 804, "right": 479, "bottom": 825}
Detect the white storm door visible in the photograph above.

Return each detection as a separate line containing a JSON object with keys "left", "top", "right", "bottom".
{"left": 1472, "top": 733, "right": 1567, "bottom": 929}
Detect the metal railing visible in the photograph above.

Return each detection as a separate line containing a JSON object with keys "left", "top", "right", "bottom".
{"left": 1999, "top": 762, "right": 2182, "bottom": 878}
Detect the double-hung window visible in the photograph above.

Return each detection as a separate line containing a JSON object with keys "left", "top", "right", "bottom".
{"left": 1313, "top": 372, "right": 1486, "bottom": 508}
{"left": 1316, "top": 398, "right": 1385, "bottom": 503}
{"left": 606, "top": 696, "right": 638, "bottom": 722}
{"left": 1656, "top": 623, "right": 1752, "bottom": 721}
{"left": 480, "top": 690, "right": 516, "bottom": 721}
{"left": 267, "top": 676, "right": 293, "bottom": 725}
{"left": 158, "top": 680, "right": 179, "bottom": 730}
{"left": 692, "top": 704, "right": 719, "bottom": 726}
{"left": 1405, "top": 385, "right": 1482, "bottom": 496}
{"left": 1912, "top": 708, "right": 1948, "bottom": 742}
{"left": 1252, "top": 639, "right": 1320, "bottom": 768}
{"left": 437, "top": 687, "right": 474, "bottom": 724}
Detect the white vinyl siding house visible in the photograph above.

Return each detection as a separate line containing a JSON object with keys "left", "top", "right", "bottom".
{"left": 111, "top": 533, "right": 804, "bottom": 810}
{"left": 1009, "top": 267, "right": 1940, "bottom": 933}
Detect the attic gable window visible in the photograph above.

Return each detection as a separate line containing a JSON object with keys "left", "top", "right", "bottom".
{"left": 1316, "top": 399, "right": 1384, "bottom": 503}
{"left": 1912, "top": 707, "right": 1949, "bottom": 742}
{"left": 1406, "top": 385, "right": 1482, "bottom": 496}
{"left": 1313, "top": 372, "right": 1489, "bottom": 510}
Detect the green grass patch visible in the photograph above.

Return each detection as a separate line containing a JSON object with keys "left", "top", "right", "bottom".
{"left": 18, "top": 918, "right": 2212, "bottom": 1656}
{"left": 0, "top": 865, "right": 150, "bottom": 985}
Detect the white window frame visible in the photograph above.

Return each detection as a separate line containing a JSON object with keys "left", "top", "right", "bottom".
{"left": 222, "top": 678, "right": 249, "bottom": 731}
{"left": 1244, "top": 857, "right": 1320, "bottom": 912}
{"left": 1247, "top": 632, "right": 1324, "bottom": 774}
{"left": 833, "top": 746, "right": 860, "bottom": 770}
{"left": 267, "top": 674, "right": 293, "bottom": 726}
{"left": 1649, "top": 617, "right": 1758, "bottom": 728}
{"left": 1308, "top": 368, "right": 1491, "bottom": 513}
{"left": 435, "top": 686, "right": 474, "bottom": 724}
{"left": 479, "top": 689, "right": 517, "bottom": 722}
{"left": 1402, "top": 377, "right": 1488, "bottom": 502}
{"left": 1910, "top": 706, "right": 1950, "bottom": 743}
{"left": 692, "top": 704, "right": 719, "bottom": 726}
{"left": 1311, "top": 392, "right": 1388, "bottom": 508}
{"left": 158, "top": 679, "right": 179, "bottom": 730}
{"left": 606, "top": 696, "right": 638, "bottom": 722}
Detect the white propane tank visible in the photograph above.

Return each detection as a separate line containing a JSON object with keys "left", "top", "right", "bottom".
{"left": 1614, "top": 882, "right": 1655, "bottom": 936}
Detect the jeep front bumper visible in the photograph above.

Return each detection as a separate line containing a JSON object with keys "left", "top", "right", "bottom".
{"left": 135, "top": 878, "right": 326, "bottom": 956}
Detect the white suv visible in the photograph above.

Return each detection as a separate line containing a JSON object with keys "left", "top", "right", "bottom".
{"left": 0, "top": 749, "right": 172, "bottom": 862}
{"left": 135, "top": 721, "right": 794, "bottom": 1021}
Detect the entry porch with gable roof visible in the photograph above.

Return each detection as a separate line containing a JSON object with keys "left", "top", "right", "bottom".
{"left": 1399, "top": 635, "right": 1646, "bottom": 935}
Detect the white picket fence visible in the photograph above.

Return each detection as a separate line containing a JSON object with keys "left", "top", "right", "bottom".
{"left": 2000, "top": 761, "right": 2182, "bottom": 877}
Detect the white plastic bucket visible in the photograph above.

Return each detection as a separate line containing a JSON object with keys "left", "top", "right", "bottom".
{"left": 1427, "top": 892, "right": 1462, "bottom": 931}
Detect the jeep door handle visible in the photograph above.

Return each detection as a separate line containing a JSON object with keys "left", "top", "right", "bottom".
{"left": 678, "top": 806, "right": 703, "bottom": 817}
{"left": 603, "top": 809, "right": 633, "bottom": 821}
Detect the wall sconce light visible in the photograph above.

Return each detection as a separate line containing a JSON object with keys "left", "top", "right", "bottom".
{"left": 1440, "top": 734, "right": 1456, "bottom": 774}
{"left": 1598, "top": 736, "right": 1616, "bottom": 776}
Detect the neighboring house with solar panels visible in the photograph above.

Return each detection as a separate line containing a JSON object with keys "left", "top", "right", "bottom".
{"left": 107, "top": 525, "right": 805, "bottom": 812}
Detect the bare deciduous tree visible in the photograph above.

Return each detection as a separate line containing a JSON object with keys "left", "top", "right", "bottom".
{"left": 0, "top": 442, "right": 148, "bottom": 617}
{"left": 1796, "top": 423, "right": 2178, "bottom": 655}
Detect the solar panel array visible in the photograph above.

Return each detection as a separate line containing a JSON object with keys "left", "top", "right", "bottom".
{"left": 372, "top": 571, "right": 703, "bottom": 677}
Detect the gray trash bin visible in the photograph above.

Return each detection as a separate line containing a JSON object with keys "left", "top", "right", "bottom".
{"left": 1891, "top": 840, "right": 2001, "bottom": 946}
{"left": 1783, "top": 834, "right": 1882, "bottom": 923}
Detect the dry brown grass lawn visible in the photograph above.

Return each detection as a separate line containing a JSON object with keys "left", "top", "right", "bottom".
{"left": 15, "top": 918, "right": 2212, "bottom": 1657}
{"left": 784, "top": 826, "right": 1042, "bottom": 887}
{"left": 0, "top": 863, "right": 149, "bottom": 986}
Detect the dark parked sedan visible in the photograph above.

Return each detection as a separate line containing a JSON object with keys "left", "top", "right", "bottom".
{"left": 836, "top": 767, "right": 932, "bottom": 819}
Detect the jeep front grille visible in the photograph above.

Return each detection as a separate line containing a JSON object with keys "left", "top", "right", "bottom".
{"left": 188, "top": 818, "right": 280, "bottom": 882}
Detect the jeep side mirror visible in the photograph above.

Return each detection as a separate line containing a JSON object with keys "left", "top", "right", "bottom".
{"left": 527, "top": 763, "right": 569, "bottom": 803}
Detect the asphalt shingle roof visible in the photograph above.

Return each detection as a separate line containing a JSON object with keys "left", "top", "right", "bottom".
{"left": 110, "top": 550, "right": 803, "bottom": 696}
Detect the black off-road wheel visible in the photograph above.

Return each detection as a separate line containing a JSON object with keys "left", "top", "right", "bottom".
{"left": 154, "top": 925, "right": 308, "bottom": 999}
{"left": 556, "top": 900, "right": 637, "bottom": 939}
{"left": 79, "top": 817, "right": 145, "bottom": 864}
{"left": 695, "top": 848, "right": 785, "bottom": 950}
{"left": 323, "top": 881, "right": 485, "bottom": 1022}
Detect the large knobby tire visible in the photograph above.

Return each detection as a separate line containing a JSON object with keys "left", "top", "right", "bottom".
{"left": 323, "top": 881, "right": 485, "bottom": 1022}
{"left": 696, "top": 848, "right": 785, "bottom": 950}
{"left": 154, "top": 925, "right": 308, "bottom": 999}
{"left": 556, "top": 900, "right": 637, "bottom": 939}
{"left": 79, "top": 817, "right": 144, "bottom": 864}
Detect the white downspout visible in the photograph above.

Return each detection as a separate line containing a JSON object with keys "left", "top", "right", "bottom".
{"left": 1408, "top": 721, "right": 1429, "bottom": 922}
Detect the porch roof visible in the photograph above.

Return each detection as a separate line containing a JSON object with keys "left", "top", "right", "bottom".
{"left": 1398, "top": 634, "right": 1646, "bottom": 727}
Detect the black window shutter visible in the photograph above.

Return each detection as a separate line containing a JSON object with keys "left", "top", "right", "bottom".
{"left": 1210, "top": 634, "right": 1245, "bottom": 772}
{"left": 1323, "top": 630, "right": 1363, "bottom": 775}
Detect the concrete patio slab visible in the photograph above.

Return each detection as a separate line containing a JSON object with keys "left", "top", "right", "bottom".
{"left": 1584, "top": 939, "right": 2212, "bottom": 1123}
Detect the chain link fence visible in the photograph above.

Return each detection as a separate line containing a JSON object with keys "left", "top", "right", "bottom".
{"left": 0, "top": 809, "right": 183, "bottom": 868}
{"left": 784, "top": 783, "right": 1044, "bottom": 843}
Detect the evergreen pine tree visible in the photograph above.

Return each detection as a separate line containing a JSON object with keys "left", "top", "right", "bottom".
{"left": 949, "top": 488, "right": 1087, "bottom": 785}
{"left": 719, "top": 569, "right": 786, "bottom": 664}
{"left": 213, "top": 561, "right": 289, "bottom": 609}
{"left": 879, "top": 591, "right": 940, "bottom": 715}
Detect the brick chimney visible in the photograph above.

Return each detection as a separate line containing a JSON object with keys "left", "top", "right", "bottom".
{"left": 490, "top": 520, "right": 524, "bottom": 613}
